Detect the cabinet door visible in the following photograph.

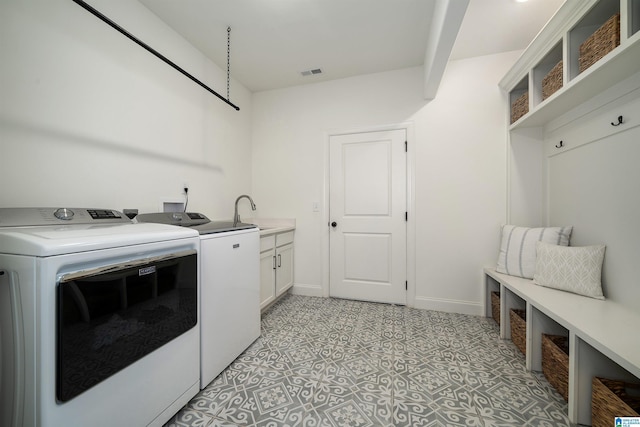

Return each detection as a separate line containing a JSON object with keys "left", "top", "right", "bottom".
{"left": 275, "top": 243, "right": 294, "bottom": 296}
{"left": 260, "top": 248, "right": 276, "bottom": 309}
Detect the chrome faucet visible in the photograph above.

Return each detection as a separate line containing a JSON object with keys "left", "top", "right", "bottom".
{"left": 234, "top": 195, "right": 256, "bottom": 226}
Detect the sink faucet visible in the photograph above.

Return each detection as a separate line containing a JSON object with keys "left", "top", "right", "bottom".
{"left": 234, "top": 195, "right": 256, "bottom": 226}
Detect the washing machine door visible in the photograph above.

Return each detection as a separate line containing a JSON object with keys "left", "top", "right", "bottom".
{"left": 56, "top": 249, "right": 197, "bottom": 402}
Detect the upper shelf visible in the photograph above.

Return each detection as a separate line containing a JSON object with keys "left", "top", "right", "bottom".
{"left": 512, "top": 33, "right": 640, "bottom": 129}
{"left": 501, "top": 0, "right": 640, "bottom": 129}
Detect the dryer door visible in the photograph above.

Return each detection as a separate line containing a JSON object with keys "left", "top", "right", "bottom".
{"left": 56, "top": 250, "right": 197, "bottom": 402}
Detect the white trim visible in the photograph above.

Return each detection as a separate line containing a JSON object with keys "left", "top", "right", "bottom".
{"left": 413, "top": 296, "right": 483, "bottom": 316}
{"left": 323, "top": 122, "right": 416, "bottom": 306}
{"left": 291, "top": 283, "right": 323, "bottom": 298}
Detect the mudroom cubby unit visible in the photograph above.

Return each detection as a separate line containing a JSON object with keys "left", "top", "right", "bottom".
{"left": 501, "top": 0, "right": 640, "bottom": 129}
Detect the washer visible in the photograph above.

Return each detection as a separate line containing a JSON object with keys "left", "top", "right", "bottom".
{"left": 135, "top": 212, "right": 260, "bottom": 388}
{"left": 0, "top": 208, "right": 201, "bottom": 427}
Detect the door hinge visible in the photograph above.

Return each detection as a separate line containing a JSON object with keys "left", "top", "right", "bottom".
{"left": 405, "top": 140, "right": 407, "bottom": 152}
{"left": 405, "top": 281, "right": 408, "bottom": 290}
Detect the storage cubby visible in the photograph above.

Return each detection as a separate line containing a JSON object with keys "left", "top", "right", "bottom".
{"left": 631, "top": 0, "right": 640, "bottom": 37}
{"left": 485, "top": 275, "right": 502, "bottom": 325}
{"left": 571, "top": 336, "right": 640, "bottom": 425}
{"left": 502, "top": 288, "right": 525, "bottom": 342}
{"left": 509, "top": 76, "right": 529, "bottom": 124}
{"left": 568, "top": 0, "right": 620, "bottom": 80}
{"left": 529, "top": 306, "right": 568, "bottom": 372}
{"left": 533, "top": 42, "right": 563, "bottom": 105}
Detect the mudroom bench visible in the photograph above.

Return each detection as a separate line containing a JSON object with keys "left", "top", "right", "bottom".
{"left": 483, "top": 267, "right": 640, "bottom": 426}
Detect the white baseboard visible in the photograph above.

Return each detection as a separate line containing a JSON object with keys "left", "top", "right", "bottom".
{"left": 413, "top": 296, "right": 483, "bottom": 316}
{"left": 291, "top": 283, "right": 323, "bottom": 298}
{"left": 288, "top": 286, "right": 483, "bottom": 316}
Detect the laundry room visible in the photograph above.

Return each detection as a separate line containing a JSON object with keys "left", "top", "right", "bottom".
{"left": 2, "top": 0, "right": 640, "bottom": 426}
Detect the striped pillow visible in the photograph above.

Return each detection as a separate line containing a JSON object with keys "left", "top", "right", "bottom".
{"left": 496, "top": 225, "right": 573, "bottom": 279}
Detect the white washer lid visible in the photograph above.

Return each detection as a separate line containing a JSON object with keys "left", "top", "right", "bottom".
{"left": 0, "top": 223, "right": 199, "bottom": 256}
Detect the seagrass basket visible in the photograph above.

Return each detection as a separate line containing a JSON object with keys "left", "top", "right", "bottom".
{"left": 579, "top": 13, "right": 620, "bottom": 73}
{"left": 490, "top": 291, "right": 500, "bottom": 324}
{"left": 511, "top": 92, "right": 528, "bottom": 124}
{"left": 542, "top": 60, "right": 563, "bottom": 100}
{"left": 592, "top": 377, "right": 640, "bottom": 427}
{"left": 542, "top": 334, "right": 569, "bottom": 401}
{"left": 509, "top": 308, "right": 526, "bottom": 355}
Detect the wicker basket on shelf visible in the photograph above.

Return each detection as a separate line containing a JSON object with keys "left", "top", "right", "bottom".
{"left": 579, "top": 13, "right": 620, "bottom": 73}
{"left": 541, "top": 334, "right": 569, "bottom": 401}
{"left": 490, "top": 291, "right": 500, "bottom": 324}
{"left": 592, "top": 377, "right": 640, "bottom": 427}
{"left": 542, "top": 60, "right": 563, "bottom": 100}
{"left": 509, "top": 309, "right": 526, "bottom": 355}
{"left": 511, "top": 92, "right": 528, "bottom": 124}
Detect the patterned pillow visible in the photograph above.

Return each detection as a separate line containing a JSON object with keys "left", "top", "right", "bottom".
{"left": 533, "top": 241, "right": 606, "bottom": 300}
{"left": 496, "top": 225, "right": 573, "bottom": 279}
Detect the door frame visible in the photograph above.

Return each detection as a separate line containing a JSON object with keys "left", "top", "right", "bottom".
{"left": 322, "top": 122, "right": 416, "bottom": 307}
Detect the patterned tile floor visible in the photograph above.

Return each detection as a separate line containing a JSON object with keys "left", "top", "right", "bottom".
{"left": 164, "top": 295, "right": 570, "bottom": 427}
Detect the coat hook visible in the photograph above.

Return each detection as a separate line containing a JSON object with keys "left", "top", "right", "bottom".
{"left": 611, "top": 115, "right": 623, "bottom": 126}
{"left": 555, "top": 140, "right": 564, "bottom": 148}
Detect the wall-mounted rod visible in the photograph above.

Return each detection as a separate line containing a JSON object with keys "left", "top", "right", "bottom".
{"left": 72, "top": 0, "right": 240, "bottom": 111}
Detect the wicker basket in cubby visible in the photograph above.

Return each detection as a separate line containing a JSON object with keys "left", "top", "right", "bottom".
{"left": 592, "top": 377, "right": 640, "bottom": 427}
{"left": 579, "top": 13, "right": 620, "bottom": 73}
{"left": 510, "top": 92, "right": 528, "bottom": 124}
{"left": 541, "top": 334, "right": 569, "bottom": 401}
{"left": 542, "top": 60, "right": 563, "bottom": 100}
{"left": 490, "top": 291, "right": 500, "bottom": 325}
{"left": 509, "top": 309, "right": 526, "bottom": 355}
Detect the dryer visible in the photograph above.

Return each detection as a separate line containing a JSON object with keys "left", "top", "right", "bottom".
{"left": 0, "top": 208, "right": 201, "bottom": 427}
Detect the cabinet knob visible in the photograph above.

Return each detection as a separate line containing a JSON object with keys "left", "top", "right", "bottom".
{"left": 331, "top": 221, "right": 337, "bottom": 228}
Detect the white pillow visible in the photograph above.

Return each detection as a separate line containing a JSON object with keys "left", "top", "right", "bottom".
{"left": 533, "top": 241, "right": 606, "bottom": 300}
{"left": 496, "top": 225, "right": 573, "bottom": 279}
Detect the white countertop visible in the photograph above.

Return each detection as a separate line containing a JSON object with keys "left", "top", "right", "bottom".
{"left": 247, "top": 218, "right": 296, "bottom": 236}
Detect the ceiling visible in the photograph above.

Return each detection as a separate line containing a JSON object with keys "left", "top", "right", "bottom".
{"left": 137, "top": 0, "right": 565, "bottom": 93}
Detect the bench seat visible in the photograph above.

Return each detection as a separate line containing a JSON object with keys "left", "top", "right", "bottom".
{"left": 483, "top": 267, "right": 640, "bottom": 425}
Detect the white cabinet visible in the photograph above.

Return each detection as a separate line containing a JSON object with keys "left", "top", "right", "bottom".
{"left": 260, "top": 230, "right": 294, "bottom": 310}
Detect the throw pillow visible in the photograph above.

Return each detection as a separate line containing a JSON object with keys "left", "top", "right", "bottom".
{"left": 533, "top": 241, "right": 606, "bottom": 300}
{"left": 496, "top": 225, "right": 573, "bottom": 279}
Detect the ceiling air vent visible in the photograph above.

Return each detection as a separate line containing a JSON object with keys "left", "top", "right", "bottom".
{"left": 301, "top": 68, "right": 323, "bottom": 77}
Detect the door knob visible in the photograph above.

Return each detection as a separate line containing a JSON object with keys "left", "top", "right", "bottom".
{"left": 331, "top": 221, "right": 337, "bottom": 228}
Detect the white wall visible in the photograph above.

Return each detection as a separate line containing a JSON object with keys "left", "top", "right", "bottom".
{"left": 251, "top": 51, "right": 521, "bottom": 314}
{"left": 0, "top": 0, "right": 253, "bottom": 219}
{"left": 1, "top": 0, "right": 520, "bottom": 315}
{"left": 545, "top": 81, "right": 640, "bottom": 311}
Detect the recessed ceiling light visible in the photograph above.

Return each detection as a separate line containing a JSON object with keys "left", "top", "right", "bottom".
{"left": 515, "top": 0, "right": 529, "bottom": 3}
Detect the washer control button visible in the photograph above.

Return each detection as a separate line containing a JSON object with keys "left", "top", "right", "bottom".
{"left": 54, "top": 208, "right": 74, "bottom": 221}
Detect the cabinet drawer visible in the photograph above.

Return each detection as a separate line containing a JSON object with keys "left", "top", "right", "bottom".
{"left": 276, "top": 231, "right": 294, "bottom": 247}
{"left": 260, "top": 235, "right": 275, "bottom": 252}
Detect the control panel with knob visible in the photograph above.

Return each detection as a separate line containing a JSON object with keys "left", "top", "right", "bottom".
{"left": 0, "top": 208, "right": 131, "bottom": 227}
{"left": 54, "top": 208, "right": 75, "bottom": 220}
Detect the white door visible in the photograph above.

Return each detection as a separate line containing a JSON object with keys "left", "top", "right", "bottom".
{"left": 329, "top": 129, "right": 407, "bottom": 304}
